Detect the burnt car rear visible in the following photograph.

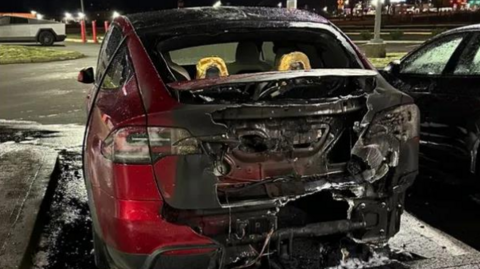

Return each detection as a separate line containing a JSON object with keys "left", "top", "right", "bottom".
{"left": 146, "top": 69, "right": 419, "bottom": 263}
{"left": 93, "top": 7, "right": 419, "bottom": 269}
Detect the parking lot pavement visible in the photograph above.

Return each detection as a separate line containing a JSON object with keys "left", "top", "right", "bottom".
{"left": 0, "top": 42, "right": 99, "bottom": 125}
{"left": 0, "top": 120, "right": 84, "bottom": 269}
{"left": 0, "top": 143, "right": 57, "bottom": 269}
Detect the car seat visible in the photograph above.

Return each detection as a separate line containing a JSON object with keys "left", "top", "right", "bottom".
{"left": 228, "top": 42, "right": 271, "bottom": 74}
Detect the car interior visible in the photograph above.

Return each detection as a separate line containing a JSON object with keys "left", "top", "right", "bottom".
{"left": 155, "top": 29, "right": 359, "bottom": 82}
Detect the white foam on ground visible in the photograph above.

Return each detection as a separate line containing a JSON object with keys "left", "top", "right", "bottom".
{"left": 327, "top": 252, "right": 391, "bottom": 269}
{"left": 32, "top": 153, "right": 89, "bottom": 269}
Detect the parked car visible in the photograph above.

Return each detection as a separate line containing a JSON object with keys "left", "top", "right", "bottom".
{"left": 78, "top": 7, "right": 419, "bottom": 269}
{"left": 0, "top": 15, "right": 66, "bottom": 46}
{"left": 382, "top": 24, "right": 480, "bottom": 176}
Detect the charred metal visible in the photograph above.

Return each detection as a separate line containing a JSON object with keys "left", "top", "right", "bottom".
{"left": 152, "top": 72, "right": 419, "bottom": 268}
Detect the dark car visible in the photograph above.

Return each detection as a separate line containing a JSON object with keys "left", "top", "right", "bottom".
{"left": 78, "top": 7, "right": 419, "bottom": 269}
{"left": 382, "top": 25, "right": 480, "bottom": 175}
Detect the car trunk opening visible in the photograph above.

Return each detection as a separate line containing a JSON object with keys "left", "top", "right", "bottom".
{"left": 142, "top": 72, "right": 384, "bottom": 227}
{"left": 149, "top": 70, "right": 377, "bottom": 208}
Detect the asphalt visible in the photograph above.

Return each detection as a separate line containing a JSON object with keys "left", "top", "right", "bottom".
{"left": 0, "top": 120, "right": 84, "bottom": 269}
{"left": 0, "top": 42, "right": 98, "bottom": 125}
{"left": 0, "top": 143, "right": 57, "bottom": 269}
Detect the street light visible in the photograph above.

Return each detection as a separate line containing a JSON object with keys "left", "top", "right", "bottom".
{"left": 363, "top": 0, "right": 386, "bottom": 58}
{"left": 112, "top": 11, "right": 121, "bottom": 19}
{"left": 372, "top": 0, "right": 384, "bottom": 43}
{"left": 80, "top": 0, "right": 85, "bottom": 17}
{"left": 78, "top": 12, "right": 86, "bottom": 20}
{"left": 64, "top": 12, "right": 73, "bottom": 20}
{"left": 213, "top": 1, "right": 222, "bottom": 7}
{"left": 36, "top": 13, "right": 44, "bottom": 20}
{"left": 278, "top": 2, "right": 283, "bottom": 7}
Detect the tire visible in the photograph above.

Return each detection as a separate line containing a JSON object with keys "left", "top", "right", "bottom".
{"left": 38, "top": 31, "right": 55, "bottom": 46}
{"left": 93, "top": 231, "right": 111, "bottom": 269}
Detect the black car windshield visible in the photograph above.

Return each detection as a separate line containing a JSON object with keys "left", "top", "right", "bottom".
{"left": 152, "top": 28, "right": 363, "bottom": 83}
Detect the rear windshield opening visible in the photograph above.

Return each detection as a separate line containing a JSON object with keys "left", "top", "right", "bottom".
{"left": 173, "top": 76, "right": 371, "bottom": 105}
{"left": 155, "top": 29, "right": 362, "bottom": 83}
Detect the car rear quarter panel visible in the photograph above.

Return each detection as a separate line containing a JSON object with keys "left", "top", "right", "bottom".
{"left": 35, "top": 23, "right": 66, "bottom": 36}
{"left": 86, "top": 22, "right": 214, "bottom": 255}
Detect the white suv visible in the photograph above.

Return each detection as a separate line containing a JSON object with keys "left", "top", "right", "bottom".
{"left": 0, "top": 16, "right": 66, "bottom": 46}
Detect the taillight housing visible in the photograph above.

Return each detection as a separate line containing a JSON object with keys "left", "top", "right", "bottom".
{"left": 365, "top": 104, "right": 420, "bottom": 141}
{"left": 102, "top": 126, "right": 201, "bottom": 164}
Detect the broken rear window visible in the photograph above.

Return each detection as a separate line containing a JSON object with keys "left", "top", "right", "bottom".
{"left": 154, "top": 28, "right": 362, "bottom": 83}
{"left": 167, "top": 69, "right": 377, "bottom": 104}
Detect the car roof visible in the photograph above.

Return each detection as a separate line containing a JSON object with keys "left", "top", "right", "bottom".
{"left": 126, "top": 7, "right": 328, "bottom": 31}
{"left": 440, "top": 23, "right": 480, "bottom": 36}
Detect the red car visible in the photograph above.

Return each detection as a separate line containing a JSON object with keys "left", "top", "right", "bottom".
{"left": 78, "top": 7, "right": 419, "bottom": 269}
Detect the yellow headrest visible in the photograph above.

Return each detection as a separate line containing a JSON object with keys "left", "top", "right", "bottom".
{"left": 196, "top": 57, "right": 229, "bottom": 79}
{"left": 277, "top": 52, "right": 311, "bottom": 71}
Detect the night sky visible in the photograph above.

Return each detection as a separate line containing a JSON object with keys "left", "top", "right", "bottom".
{"left": 0, "top": 0, "right": 330, "bottom": 19}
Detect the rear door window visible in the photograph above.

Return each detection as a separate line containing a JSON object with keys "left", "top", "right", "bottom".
{"left": 454, "top": 34, "right": 480, "bottom": 75}
{"left": 99, "top": 46, "right": 133, "bottom": 90}
{"left": 10, "top": 17, "right": 29, "bottom": 24}
{"left": 169, "top": 43, "right": 238, "bottom": 65}
{"left": 0, "top": 17, "right": 10, "bottom": 26}
{"left": 400, "top": 34, "right": 464, "bottom": 75}
{"left": 96, "top": 26, "right": 123, "bottom": 83}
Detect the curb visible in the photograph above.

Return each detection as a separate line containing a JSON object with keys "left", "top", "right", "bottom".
{"left": 0, "top": 145, "right": 58, "bottom": 269}
{"left": 354, "top": 40, "right": 425, "bottom": 44}
{"left": 65, "top": 37, "right": 103, "bottom": 44}
{"left": 0, "top": 54, "right": 86, "bottom": 65}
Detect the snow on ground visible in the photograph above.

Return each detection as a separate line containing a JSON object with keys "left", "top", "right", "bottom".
{"left": 33, "top": 150, "right": 94, "bottom": 269}
{"left": 327, "top": 251, "right": 391, "bottom": 269}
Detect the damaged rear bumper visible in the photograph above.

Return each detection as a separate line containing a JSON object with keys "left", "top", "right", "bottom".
{"left": 103, "top": 170, "right": 417, "bottom": 269}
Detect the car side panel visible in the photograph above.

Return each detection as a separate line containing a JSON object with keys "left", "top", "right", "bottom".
{"left": 85, "top": 23, "right": 213, "bottom": 256}
{"left": 126, "top": 28, "right": 178, "bottom": 115}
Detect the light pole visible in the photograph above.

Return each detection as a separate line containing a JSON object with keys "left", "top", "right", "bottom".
{"left": 364, "top": 0, "right": 386, "bottom": 57}
{"left": 287, "top": 0, "right": 297, "bottom": 8}
{"left": 372, "top": 0, "right": 384, "bottom": 43}
{"left": 80, "top": 0, "right": 85, "bottom": 15}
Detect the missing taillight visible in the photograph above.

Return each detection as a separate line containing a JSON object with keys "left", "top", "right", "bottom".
{"left": 101, "top": 126, "right": 201, "bottom": 164}
{"left": 148, "top": 127, "right": 201, "bottom": 161}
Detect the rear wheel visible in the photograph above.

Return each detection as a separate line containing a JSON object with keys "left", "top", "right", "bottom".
{"left": 93, "top": 231, "right": 111, "bottom": 269}
{"left": 38, "top": 31, "right": 55, "bottom": 46}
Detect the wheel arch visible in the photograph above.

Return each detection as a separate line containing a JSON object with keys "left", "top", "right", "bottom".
{"left": 35, "top": 28, "right": 57, "bottom": 42}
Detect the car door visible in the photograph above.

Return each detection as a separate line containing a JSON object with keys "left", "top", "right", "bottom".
{"left": 386, "top": 32, "right": 473, "bottom": 167}
{"left": 0, "top": 17, "right": 13, "bottom": 40}
{"left": 9, "top": 16, "right": 31, "bottom": 40}
{"left": 436, "top": 33, "right": 480, "bottom": 173}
